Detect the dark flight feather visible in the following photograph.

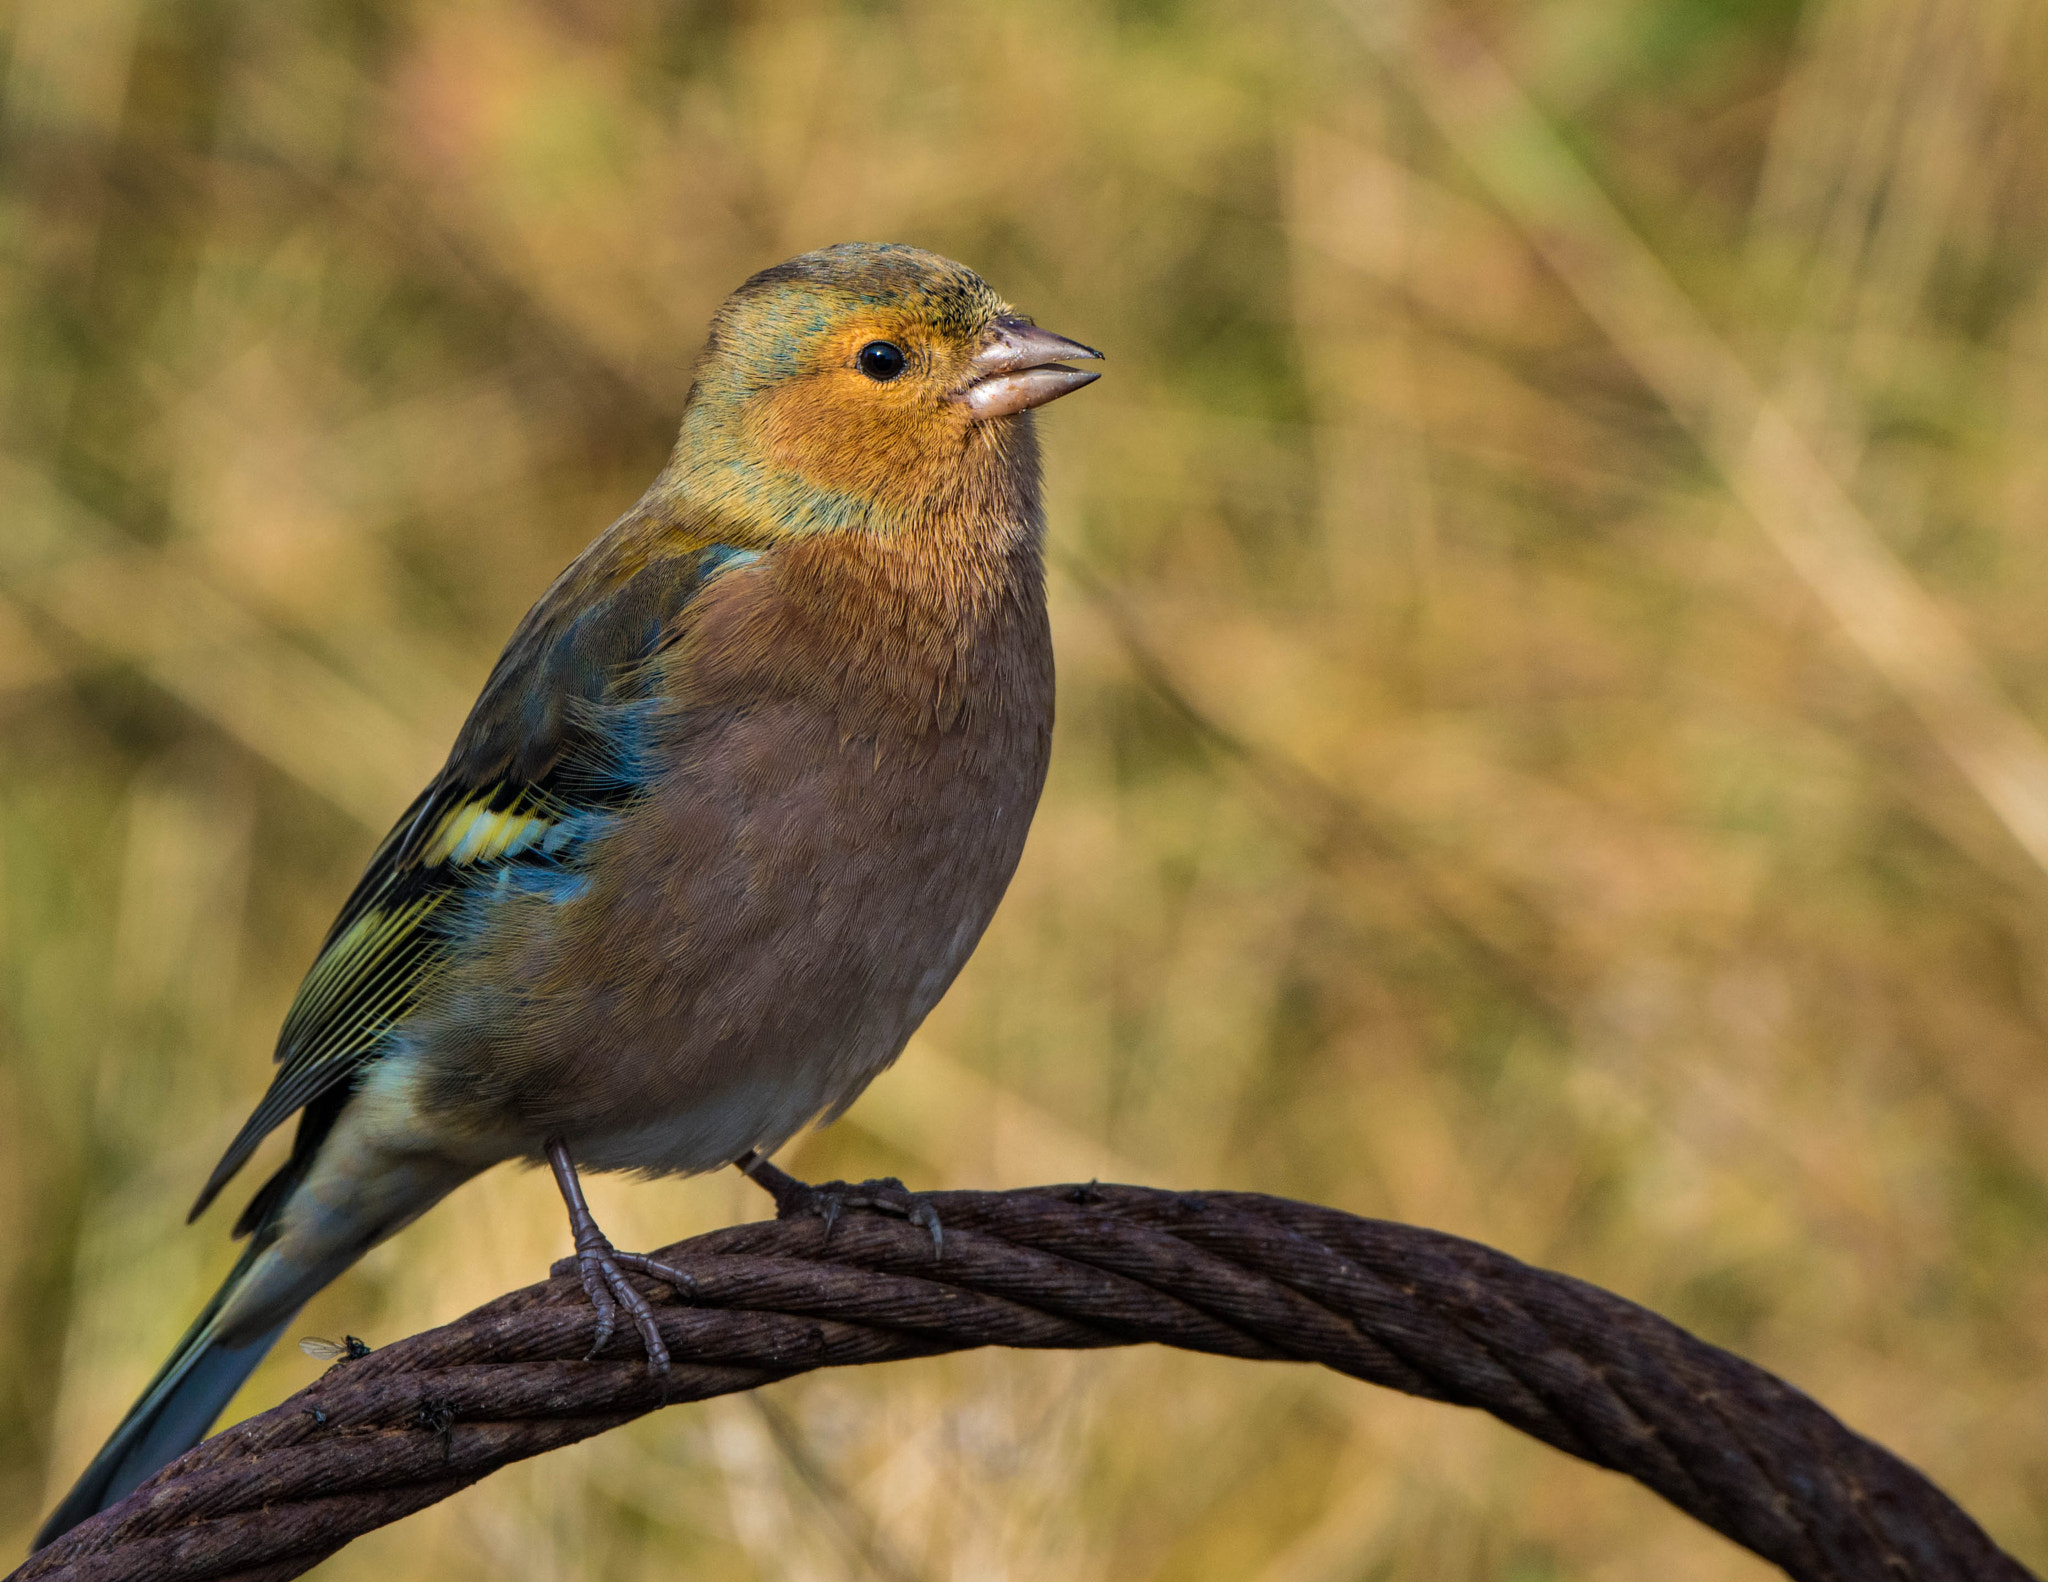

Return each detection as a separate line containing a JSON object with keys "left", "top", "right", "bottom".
{"left": 189, "top": 544, "right": 751, "bottom": 1223}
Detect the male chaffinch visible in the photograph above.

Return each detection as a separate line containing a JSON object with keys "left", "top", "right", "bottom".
{"left": 35, "top": 243, "right": 1102, "bottom": 1548}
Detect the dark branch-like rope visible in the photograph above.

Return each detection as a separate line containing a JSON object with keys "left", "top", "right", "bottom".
{"left": 15, "top": 1184, "right": 2033, "bottom": 1582}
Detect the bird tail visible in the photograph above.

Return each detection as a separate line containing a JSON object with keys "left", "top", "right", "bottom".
{"left": 34, "top": 1077, "right": 479, "bottom": 1552}
{"left": 30, "top": 1229, "right": 300, "bottom": 1551}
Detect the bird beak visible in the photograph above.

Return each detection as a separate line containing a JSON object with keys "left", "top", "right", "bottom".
{"left": 955, "top": 315, "right": 1104, "bottom": 419}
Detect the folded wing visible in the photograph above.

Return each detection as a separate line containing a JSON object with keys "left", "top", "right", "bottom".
{"left": 189, "top": 539, "right": 760, "bottom": 1225}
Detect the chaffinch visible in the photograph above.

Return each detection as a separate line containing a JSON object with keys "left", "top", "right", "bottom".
{"left": 36, "top": 243, "right": 1102, "bottom": 1548}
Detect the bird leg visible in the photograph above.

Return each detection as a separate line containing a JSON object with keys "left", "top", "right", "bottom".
{"left": 544, "top": 1137, "right": 695, "bottom": 1373}
{"left": 734, "top": 1150, "right": 944, "bottom": 1258}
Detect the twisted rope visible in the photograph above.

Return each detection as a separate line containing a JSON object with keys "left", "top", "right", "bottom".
{"left": 16, "top": 1184, "right": 2032, "bottom": 1582}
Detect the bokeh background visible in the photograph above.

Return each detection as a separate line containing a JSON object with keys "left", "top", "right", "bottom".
{"left": 4, "top": 0, "right": 2048, "bottom": 1575}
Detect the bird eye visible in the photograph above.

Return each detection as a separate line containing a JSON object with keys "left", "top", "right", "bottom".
{"left": 857, "top": 341, "right": 906, "bottom": 381}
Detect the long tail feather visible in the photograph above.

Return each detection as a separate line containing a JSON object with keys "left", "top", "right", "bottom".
{"left": 36, "top": 1071, "right": 476, "bottom": 1552}
{"left": 31, "top": 1233, "right": 299, "bottom": 1551}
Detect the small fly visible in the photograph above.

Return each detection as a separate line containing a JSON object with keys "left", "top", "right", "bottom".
{"left": 298, "top": 1335, "right": 372, "bottom": 1363}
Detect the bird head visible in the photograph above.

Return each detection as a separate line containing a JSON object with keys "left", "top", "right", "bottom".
{"left": 660, "top": 244, "right": 1102, "bottom": 537}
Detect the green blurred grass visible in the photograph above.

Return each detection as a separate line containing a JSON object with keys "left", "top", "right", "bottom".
{"left": 5, "top": 0, "right": 2048, "bottom": 1576}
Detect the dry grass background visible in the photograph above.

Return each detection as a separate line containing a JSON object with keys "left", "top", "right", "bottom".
{"left": 3, "top": 0, "right": 2048, "bottom": 1575}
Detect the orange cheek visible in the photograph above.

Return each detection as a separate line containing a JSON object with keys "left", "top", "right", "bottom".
{"left": 748, "top": 377, "right": 961, "bottom": 508}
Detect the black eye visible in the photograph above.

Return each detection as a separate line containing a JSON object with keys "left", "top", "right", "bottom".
{"left": 857, "top": 341, "right": 906, "bottom": 381}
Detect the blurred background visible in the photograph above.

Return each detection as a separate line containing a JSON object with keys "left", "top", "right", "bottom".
{"left": 4, "top": 0, "right": 2048, "bottom": 1575}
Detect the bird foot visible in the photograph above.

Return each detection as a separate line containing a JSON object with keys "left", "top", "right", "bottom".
{"left": 544, "top": 1136, "right": 695, "bottom": 1375}
{"left": 564, "top": 1232, "right": 697, "bottom": 1373}
{"left": 735, "top": 1152, "right": 943, "bottom": 1258}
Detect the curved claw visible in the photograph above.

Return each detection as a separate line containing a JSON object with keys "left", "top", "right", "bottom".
{"left": 908, "top": 1201, "right": 944, "bottom": 1259}
{"left": 575, "top": 1251, "right": 619, "bottom": 1358}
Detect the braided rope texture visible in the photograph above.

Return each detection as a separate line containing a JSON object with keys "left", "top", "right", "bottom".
{"left": 15, "top": 1185, "right": 2034, "bottom": 1582}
